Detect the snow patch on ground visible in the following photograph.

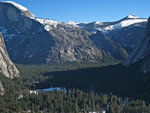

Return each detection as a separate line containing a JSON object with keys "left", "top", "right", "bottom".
{"left": 37, "top": 87, "right": 66, "bottom": 92}
{"left": 89, "top": 111, "right": 106, "bottom": 113}
{"left": 29, "top": 90, "right": 38, "bottom": 95}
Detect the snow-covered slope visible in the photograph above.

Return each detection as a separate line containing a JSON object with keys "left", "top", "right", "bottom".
{"left": 67, "top": 20, "right": 79, "bottom": 27}
{"left": 36, "top": 18, "right": 79, "bottom": 31}
{"left": 2, "top": 1, "right": 28, "bottom": 11}
{"left": 78, "top": 15, "right": 147, "bottom": 34}
{"left": 102, "top": 18, "right": 147, "bottom": 33}
{"left": 36, "top": 18, "right": 63, "bottom": 31}
{"left": 127, "top": 14, "right": 139, "bottom": 19}
{"left": 0, "top": 1, "right": 34, "bottom": 19}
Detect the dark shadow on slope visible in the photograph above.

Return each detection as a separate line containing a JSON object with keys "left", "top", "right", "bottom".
{"left": 34, "top": 61, "right": 150, "bottom": 102}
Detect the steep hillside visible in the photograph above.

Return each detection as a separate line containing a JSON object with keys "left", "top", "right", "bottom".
{"left": 0, "top": 32, "right": 19, "bottom": 96}
{"left": 36, "top": 18, "right": 107, "bottom": 64}
{"left": 0, "top": 1, "right": 147, "bottom": 65}
{"left": 78, "top": 15, "right": 147, "bottom": 54}
{"left": 125, "top": 17, "right": 150, "bottom": 73}
{"left": 0, "top": 33, "right": 19, "bottom": 78}
{"left": 89, "top": 31, "right": 129, "bottom": 60}
{"left": 0, "top": 1, "right": 109, "bottom": 65}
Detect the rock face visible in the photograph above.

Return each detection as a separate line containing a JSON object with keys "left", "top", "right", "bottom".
{"left": 36, "top": 18, "right": 106, "bottom": 64}
{"left": 89, "top": 31, "right": 129, "bottom": 60}
{"left": 0, "top": 1, "right": 148, "bottom": 65}
{"left": 0, "top": 81, "right": 4, "bottom": 95}
{"left": 0, "top": 1, "right": 109, "bottom": 65}
{"left": 125, "top": 17, "right": 150, "bottom": 73}
{"left": 0, "top": 32, "right": 19, "bottom": 78}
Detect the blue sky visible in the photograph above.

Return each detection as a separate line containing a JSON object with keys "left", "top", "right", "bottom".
{"left": 2, "top": 0, "right": 150, "bottom": 22}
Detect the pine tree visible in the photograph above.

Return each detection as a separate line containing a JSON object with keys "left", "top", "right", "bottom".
{"left": 74, "top": 101, "right": 79, "bottom": 113}
{"left": 31, "top": 103, "right": 35, "bottom": 113}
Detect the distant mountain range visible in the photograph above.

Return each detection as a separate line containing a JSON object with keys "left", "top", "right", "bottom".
{"left": 77, "top": 15, "right": 147, "bottom": 54}
{"left": 0, "top": 1, "right": 148, "bottom": 65}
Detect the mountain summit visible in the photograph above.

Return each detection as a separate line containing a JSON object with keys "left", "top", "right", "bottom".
{"left": 126, "top": 14, "right": 139, "bottom": 19}
{"left": 1, "top": 1, "right": 34, "bottom": 18}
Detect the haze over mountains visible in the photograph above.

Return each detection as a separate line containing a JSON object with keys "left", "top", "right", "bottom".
{"left": 0, "top": 1, "right": 148, "bottom": 66}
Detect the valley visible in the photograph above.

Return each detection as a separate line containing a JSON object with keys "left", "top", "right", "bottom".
{"left": 0, "top": 1, "right": 150, "bottom": 113}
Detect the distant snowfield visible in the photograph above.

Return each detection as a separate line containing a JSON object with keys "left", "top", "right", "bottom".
{"left": 89, "top": 111, "right": 106, "bottom": 113}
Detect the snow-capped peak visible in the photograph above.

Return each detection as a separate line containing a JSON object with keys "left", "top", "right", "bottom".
{"left": 2, "top": 1, "right": 28, "bottom": 12}
{"left": 101, "top": 18, "right": 147, "bottom": 33}
{"left": 127, "top": 14, "right": 139, "bottom": 19}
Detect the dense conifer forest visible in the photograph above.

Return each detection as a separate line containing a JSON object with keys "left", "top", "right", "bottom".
{"left": 0, "top": 62, "right": 150, "bottom": 113}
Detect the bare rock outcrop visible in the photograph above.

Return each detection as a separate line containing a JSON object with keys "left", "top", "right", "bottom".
{"left": 0, "top": 81, "right": 4, "bottom": 95}
{"left": 0, "top": 32, "right": 19, "bottom": 78}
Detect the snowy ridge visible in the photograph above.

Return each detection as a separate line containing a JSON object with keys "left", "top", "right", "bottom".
{"left": 36, "top": 18, "right": 63, "bottom": 31}
{"left": 2, "top": 1, "right": 28, "bottom": 11}
{"left": 78, "top": 15, "right": 147, "bottom": 34}
{"left": 94, "top": 21, "right": 104, "bottom": 25}
{"left": 36, "top": 18, "right": 79, "bottom": 31}
{"left": 67, "top": 20, "right": 79, "bottom": 27}
{"left": 127, "top": 14, "right": 139, "bottom": 19}
{"left": 102, "top": 18, "right": 147, "bottom": 33}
